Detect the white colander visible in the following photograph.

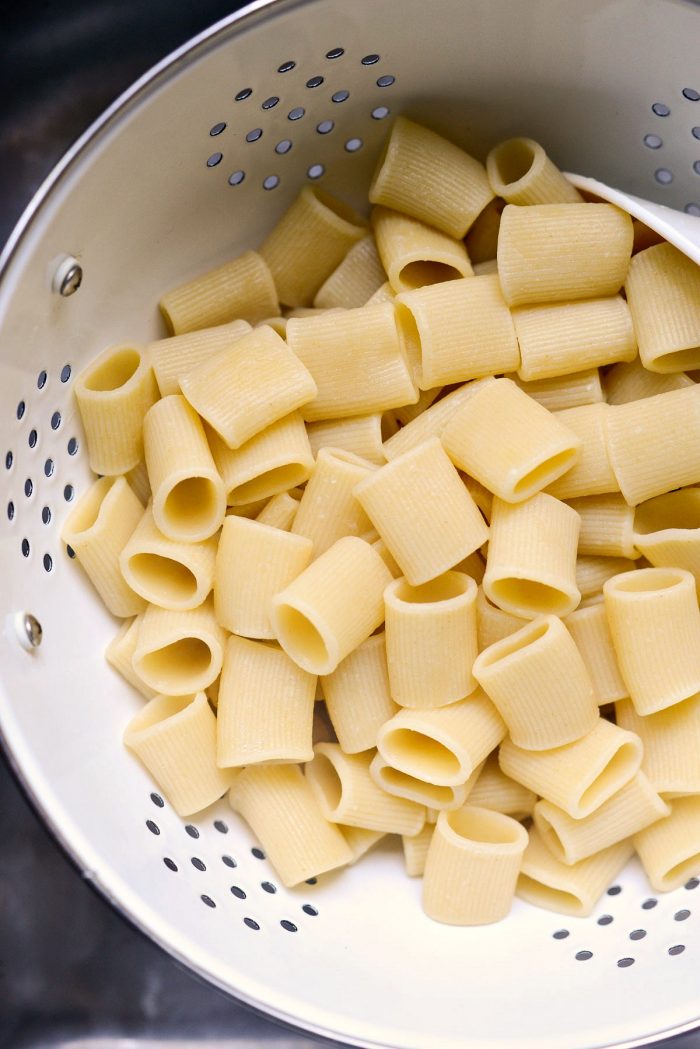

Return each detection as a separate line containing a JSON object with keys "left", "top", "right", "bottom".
{"left": 2, "top": 2, "right": 700, "bottom": 1046}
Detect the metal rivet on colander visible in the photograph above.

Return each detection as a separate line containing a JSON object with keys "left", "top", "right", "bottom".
{"left": 13, "top": 612, "right": 43, "bottom": 651}
{"left": 52, "top": 255, "right": 83, "bottom": 297}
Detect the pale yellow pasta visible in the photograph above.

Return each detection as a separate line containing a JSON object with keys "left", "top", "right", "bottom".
{"left": 603, "top": 357, "right": 694, "bottom": 405}
{"left": 483, "top": 493, "right": 580, "bottom": 618}
{"left": 206, "top": 412, "right": 314, "bottom": 506}
{"left": 604, "top": 567, "right": 700, "bottom": 715}
{"left": 132, "top": 595, "right": 226, "bottom": 695}
{"left": 159, "top": 250, "right": 278, "bottom": 332}
{"left": 148, "top": 320, "right": 252, "bottom": 396}
{"left": 105, "top": 616, "right": 156, "bottom": 699}
{"left": 497, "top": 203, "right": 633, "bottom": 307}
{"left": 306, "top": 415, "right": 385, "bottom": 466}
{"left": 216, "top": 635, "right": 315, "bottom": 767}
{"left": 313, "top": 234, "right": 386, "bottom": 309}
{"left": 125, "top": 460, "right": 151, "bottom": 506}
{"left": 633, "top": 488, "right": 700, "bottom": 588}
{"left": 376, "top": 692, "right": 506, "bottom": 787}
{"left": 321, "top": 633, "right": 398, "bottom": 754}
{"left": 61, "top": 476, "right": 145, "bottom": 618}
{"left": 464, "top": 198, "right": 504, "bottom": 264}
{"left": 287, "top": 302, "right": 416, "bottom": 422}
{"left": 371, "top": 753, "right": 481, "bottom": 811}
{"left": 271, "top": 536, "right": 392, "bottom": 675}
{"left": 569, "top": 493, "right": 638, "bottom": 559}
{"left": 75, "top": 344, "right": 159, "bottom": 476}
{"left": 517, "top": 826, "right": 634, "bottom": 917}
{"left": 339, "top": 826, "right": 385, "bottom": 863}
{"left": 260, "top": 186, "right": 367, "bottom": 307}
{"left": 119, "top": 504, "right": 218, "bottom": 611}
{"left": 291, "top": 447, "right": 376, "bottom": 557}
{"left": 124, "top": 692, "right": 236, "bottom": 816}
{"left": 423, "top": 807, "right": 528, "bottom": 925}
{"left": 383, "top": 572, "right": 478, "bottom": 708}
{"left": 441, "top": 378, "right": 581, "bottom": 503}
{"left": 366, "top": 281, "right": 396, "bottom": 305}
{"left": 372, "top": 205, "right": 473, "bottom": 296}
{"left": 511, "top": 369, "right": 604, "bottom": 412}
{"left": 383, "top": 378, "right": 493, "bottom": 461}
{"left": 229, "top": 763, "right": 353, "bottom": 886}
{"left": 475, "top": 588, "right": 525, "bottom": 651}
{"left": 633, "top": 796, "right": 700, "bottom": 891}
{"left": 180, "top": 325, "right": 317, "bottom": 449}
{"left": 616, "top": 695, "right": 700, "bottom": 796}
{"left": 486, "top": 137, "right": 582, "bottom": 205}
{"left": 402, "top": 824, "right": 435, "bottom": 877}
{"left": 625, "top": 242, "right": 700, "bottom": 372}
{"left": 564, "top": 601, "right": 627, "bottom": 704}
{"left": 393, "top": 386, "right": 443, "bottom": 426}
{"left": 368, "top": 116, "right": 494, "bottom": 239}
{"left": 473, "top": 615, "right": 598, "bottom": 750}
{"left": 214, "top": 516, "right": 313, "bottom": 639}
{"left": 355, "top": 437, "right": 488, "bottom": 586}
{"left": 546, "top": 404, "right": 618, "bottom": 500}
{"left": 604, "top": 384, "right": 700, "bottom": 505}
{"left": 143, "top": 395, "right": 226, "bottom": 542}
{"left": 500, "top": 718, "right": 641, "bottom": 819}
{"left": 306, "top": 744, "right": 425, "bottom": 835}
{"left": 534, "top": 772, "right": 669, "bottom": 865}
{"left": 514, "top": 296, "right": 636, "bottom": 381}
{"left": 575, "top": 555, "right": 634, "bottom": 600}
{"left": 255, "top": 490, "right": 300, "bottom": 531}
{"left": 395, "top": 274, "right": 519, "bottom": 389}
{"left": 466, "top": 753, "right": 536, "bottom": 820}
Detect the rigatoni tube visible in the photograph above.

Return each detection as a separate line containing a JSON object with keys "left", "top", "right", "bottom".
{"left": 291, "top": 447, "right": 376, "bottom": 558}
{"left": 634, "top": 797, "right": 700, "bottom": 892}
{"left": 158, "top": 250, "right": 277, "bottom": 332}
{"left": 486, "top": 137, "right": 582, "bottom": 205}
{"left": 149, "top": 319, "right": 252, "bottom": 397}
{"left": 372, "top": 205, "right": 473, "bottom": 295}
{"left": 624, "top": 242, "right": 700, "bottom": 373}
{"left": 370, "top": 753, "right": 476, "bottom": 811}
{"left": 616, "top": 695, "right": 700, "bottom": 796}
{"left": 132, "top": 595, "right": 226, "bottom": 695}
{"left": 321, "top": 633, "right": 398, "bottom": 754}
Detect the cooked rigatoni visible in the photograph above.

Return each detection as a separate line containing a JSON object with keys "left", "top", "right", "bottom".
{"left": 514, "top": 296, "right": 636, "bottom": 381}
{"left": 473, "top": 615, "right": 598, "bottom": 750}
{"left": 368, "top": 116, "right": 494, "bottom": 238}
{"left": 616, "top": 695, "right": 700, "bottom": 796}
{"left": 511, "top": 368, "right": 604, "bottom": 412}
{"left": 625, "top": 242, "right": 700, "bottom": 372}
{"left": 216, "top": 635, "right": 315, "bottom": 767}
{"left": 500, "top": 718, "right": 641, "bottom": 818}
{"left": 372, "top": 206, "right": 473, "bottom": 296}
{"left": 534, "top": 772, "right": 669, "bottom": 865}
{"left": 313, "top": 234, "right": 386, "bottom": 309}
{"left": 181, "top": 325, "right": 317, "bottom": 449}
{"left": 384, "top": 572, "right": 478, "bottom": 708}
{"left": 229, "top": 763, "right": 353, "bottom": 886}
{"left": 271, "top": 536, "right": 392, "bottom": 675}
{"left": 260, "top": 186, "right": 367, "bottom": 307}
{"left": 149, "top": 320, "right": 252, "bottom": 397}
{"left": 75, "top": 344, "right": 159, "bottom": 476}
{"left": 575, "top": 555, "right": 635, "bottom": 600}
{"left": 402, "top": 823, "right": 435, "bottom": 877}
{"left": 132, "top": 595, "right": 226, "bottom": 695}
{"left": 393, "top": 386, "right": 443, "bottom": 426}
{"left": 603, "top": 357, "right": 694, "bottom": 405}
{"left": 370, "top": 753, "right": 476, "bottom": 811}
{"left": 383, "top": 378, "right": 493, "bottom": 461}
{"left": 321, "top": 633, "right": 397, "bottom": 754}
{"left": 214, "top": 516, "right": 312, "bottom": 639}
{"left": 441, "top": 378, "right": 581, "bottom": 503}
{"left": 569, "top": 493, "right": 638, "bottom": 559}
{"left": 546, "top": 404, "right": 618, "bottom": 500}
{"left": 604, "top": 567, "right": 700, "bottom": 715}
{"left": 483, "top": 493, "right": 580, "bottom": 618}
{"left": 287, "top": 302, "right": 416, "bottom": 421}
{"left": 306, "top": 415, "right": 386, "bottom": 465}
{"left": 291, "top": 447, "right": 376, "bottom": 557}
{"left": 633, "top": 796, "right": 700, "bottom": 891}
{"left": 119, "top": 504, "right": 218, "bottom": 611}
{"left": 395, "top": 275, "right": 519, "bottom": 388}
{"left": 124, "top": 692, "right": 236, "bottom": 816}
{"left": 105, "top": 616, "right": 156, "bottom": 699}
{"left": 159, "top": 250, "right": 278, "bottom": 332}
{"left": 255, "top": 490, "right": 300, "bottom": 531}
{"left": 497, "top": 203, "right": 633, "bottom": 307}
{"left": 306, "top": 743, "right": 425, "bottom": 835}
{"left": 143, "top": 395, "right": 226, "bottom": 542}
{"left": 633, "top": 488, "right": 700, "bottom": 587}
{"left": 61, "top": 476, "right": 145, "bottom": 617}
{"left": 376, "top": 692, "right": 505, "bottom": 786}
{"left": 564, "top": 600, "right": 628, "bottom": 704}
{"left": 354, "top": 437, "right": 489, "bottom": 585}
{"left": 466, "top": 753, "right": 537, "bottom": 819}
{"left": 604, "top": 384, "right": 700, "bottom": 505}
{"left": 517, "top": 826, "right": 634, "bottom": 916}
{"left": 475, "top": 588, "right": 525, "bottom": 650}
{"left": 423, "top": 807, "right": 528, "bottom": 924}
{"left": 486, "top": 137, "right": 582, "bottom": 205}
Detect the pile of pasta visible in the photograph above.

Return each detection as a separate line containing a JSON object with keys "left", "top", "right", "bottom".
{"left": 63, "top": 117, "right": 700, "bottom": 926}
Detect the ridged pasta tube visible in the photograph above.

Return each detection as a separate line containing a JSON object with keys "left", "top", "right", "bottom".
{"left": 105, "top": 616, "right": 156, "bottom": 699}
{"left": 291, "top": 447, "right": 376, "bottom": 557}
{"left": 511, "top": 369, "right": 604, "bottom": 412}
{"left": 564, "top": 601, "right": 627, "bottom": 704}
{"left": 616, "top": 695, "right": 700, "bottom": 796}
{"left": 149, "top": 320, "right": 252, "bottom": 396}
{"left": 158, "top": 250, "right": 278, "bottom": 331}
{"left": 372, "top": 205, "right": 473, "bottom": 296}
{"left": 132, "top": 596, "right": 226, "bottom": 694}
{"left": 634, "top": 796, "right": 700, "bottom": 891}
{"left": 546, "top": 404, "right": 618, "bottom": 500}
{"left": 486, "top": 137, "right": 582, "bottom": 205}
{"left": 625, "top": 242, "right": 700, "bottom": 373}
{"left": 603, "top": 357, "right": 694, "bottom": 405}
{"left": 633, "top": 488, "right": 700, "bottom": 589}
{"left": 306, "top": 415, "right": 386, "bottom": 466}
{"left": 314, "top": 234, "right": 386, "bottom": 309}
{"left": 321, "top": 633, "right": 398, "bottom": 754}
{"left": 465, "top": 754, "right": 536, "bottom": 820}
{"left": 370, "top": 753, "right": 478, "bottom": 811}
{"left": 383, "top": 378, "right": 493, "bottom": 461}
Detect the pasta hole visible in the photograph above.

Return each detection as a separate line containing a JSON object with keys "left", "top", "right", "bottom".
{"left": 518, "top": 876, "right": 584, "bottom": 915}
{"left": 64, "top": 476, "right": 113, "bottom": 534}
{"left": 141, "top": 638, "right": 212, "bottom": 689}
{"left": 664, "top": 855, "right": 700, "bottom": 889}
{"left": 490, "top": 138, "right": 537, "bottom": 186}
{"left": 394, "top": 574, "right": 470, "bottom": 604}
{"left": 164, "top": 477, "right": 219, "bottom": 534}
{"left": 578, "top": 741, "right": 641, "bottom": 813}
{"left": 634, "top": 490, "right": 700, "bottom": 534}
{"left": 309, "top": 751, "right": 343, "bottom": 811}
{"left": 231, "top": 463, "right": 309, "bottom": 505}
{"left": 379, "top": 766, "right": 455, "bottom": 806}
{"left": 446, "top": 807, "right": 522, "bottom": 845}
{"left": 610, "top": 568, "right": 686, "bottom": 594}
{"left": 394, "top": 303, "right": 422, "bottom": 380}
{"left": 274, "top": 604, "right": 329, "bottom": 670}
{"left": 649, "top": 346, "right": 700, "bottom": 373}
{"left": 513, "top": 449, "right": 578, "bottom": 497}
{"left": 382, "top": 728, "right": 461, "bottom": 782}
{"left": 489, "top": 577, "right": 571, "bottom": 616}
{"left": 398, "top": 261, "right": 463, "bottom": 290}
{"left": 83, "top": 348, "right": 141, "bottom": 392}
{"left": 128, "top": 553, "right": 198, "bottom": 604}
{"left": 534, "top": 815, "right": 566, "bottom": 863}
